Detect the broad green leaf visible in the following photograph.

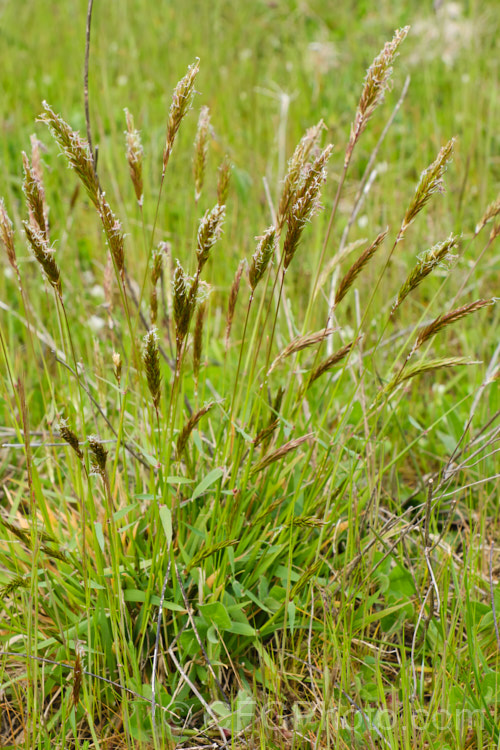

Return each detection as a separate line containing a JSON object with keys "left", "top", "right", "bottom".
{"left": 159, "top": 505, "right": 172, "bottom": 545}
{"left": 191, "top": 468, "right": 224, "bottom": 500}
{"left": 200, "top": 601, "right": 232, "bottom": 629}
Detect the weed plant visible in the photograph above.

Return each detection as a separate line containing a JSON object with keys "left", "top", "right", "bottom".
{"left": 0, "top": 15, "right": 499, "bottom": 750}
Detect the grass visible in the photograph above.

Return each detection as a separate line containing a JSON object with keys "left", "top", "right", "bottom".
{"left": 0, "top": 1, "right": 499, "bottom": 748}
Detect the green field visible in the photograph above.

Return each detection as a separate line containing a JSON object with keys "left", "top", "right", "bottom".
{"left": 0, "top": 1, "right": 499, "bottom": 748}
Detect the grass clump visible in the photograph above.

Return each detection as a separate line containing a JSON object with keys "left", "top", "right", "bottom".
{"left": 0, "top": 15, "right": 499, "bottom": 750}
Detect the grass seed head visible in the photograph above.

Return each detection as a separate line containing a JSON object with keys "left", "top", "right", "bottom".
{"left": 402, "top": 138, "right": 456, "bottom": 232}
{"left": 308, "top": 337, "right": 360, "bottom": 387}
{"left": 249, "top": 226, "right": 276, "bottom": 290}
{"left": 196, "top": 203, "right": 226, "bottom": 271}
{"left": 193, "top": 105, "right": 211, "bottom": 203}
{"left": 97, "top": 192, "right": 125, "bottom": 278}
{"left": 112, "top": 351, "right": 122, "bottom": 385}
{"left": 39, "top": 102, "right": 99, "bottom": 206}
{"left": 335, "top": 229, "right": 388, "bottom": 307}
{"left": 23, "top": 220, "right": 61, "bottom": 293}
{"left": 476, "top": 193, "right": 500, "bottom": 235}
{"left": 393, "top": 234, "right": 459, "bottom": 312}
{"left": 0, "top": 199, "right": 18, "bottom": 272}
{"left": 282, "top": 144, "right": 332, "bottom": 269}
{"left": 22, "top": 150, "right": 48, "bottom": 239}
{"left": 59, "top": 418, "right": 84, "bottom": 460}
{"left": 225, "top": 259, "right": 246, "bottom": 348}
{"left": 217, "top": 155, "right": 232, "bottom": 206}
{"left": 412, "top": 298, "right": 495, "bottom": 352}
{"left": 88, "top": 435, "right": 108, "bottom": 476}
{"left": 176, "top": 401, "right": 214, "bottom": 458}
{"left": 193, "top": 300, "right": 207, "bottom": 386}
{"left": 277, "top": 119, "right": 326, "bottom": 228}
{"left": 124, "top": 108, "right": 144, "bottom": 205}
{"left": 346, "top": 26, "right": 409, "bottom": 166}
{"left": 164, "top": 59, "right": 200, "bottom": 170}
{"left": 173, "top": 260, "right": 193, "bottom": 344}
{"left": 143, "top": 328, "right": 162, "bottom": 411}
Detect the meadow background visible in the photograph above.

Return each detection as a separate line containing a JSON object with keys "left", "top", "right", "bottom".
{"left": 0, "top": 0, "right": 499, "bottom": 748}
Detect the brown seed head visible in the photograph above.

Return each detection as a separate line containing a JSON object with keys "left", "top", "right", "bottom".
{"left": 164, "top": 59, "right": 200, "bottom": 171}
{"left": 143, "top": 328, "right": 162, "bottom": 411}
{"left": 59, "top": 418, "right": 84, "bottom": 460}
{"left": 196, "top": 203, "right": 226, "bottom": 270}
{"left": 346, "top": 27, "right": 409, "bottom": 167}
{"left": 0, "top": 199, "right": 18, "bottom": 272}
{"left": 402, "top": 138, "right": 455, "bottom": 232}
{"left": 193, "top": 106, "right": 211, "bottom": 203}
{"left": 39, "top": 102, "right": 99, "bottom": 207}
{"left": 23, "top": 220, "right": 61, "bottom": 293}
{"left": 249, "top": 226, "right": 276, "bottom": 290}
{"left": 124, "top": 108, "right": 144, "bottom": 205}
{"left": 217, "top": 155, "right": 232, "bottom": 206}
{"left": 88, "top": 435, "right": 108, "bottom": 475}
